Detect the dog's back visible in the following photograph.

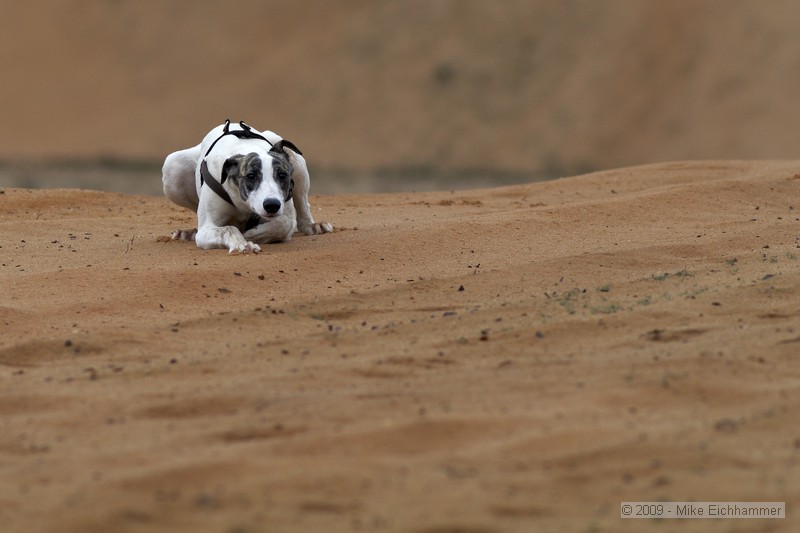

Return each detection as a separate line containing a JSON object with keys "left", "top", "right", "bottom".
{"left": 162, "top": 145, "right": 201, "bottom": 211}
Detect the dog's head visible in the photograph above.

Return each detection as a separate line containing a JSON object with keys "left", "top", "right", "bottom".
{"left": 221, "top": 140, "right": 298, "bottom": 217}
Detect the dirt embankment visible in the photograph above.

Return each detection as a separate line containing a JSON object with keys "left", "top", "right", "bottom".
{"left": 2, "top": 2, "right": 800, "bottom": 181}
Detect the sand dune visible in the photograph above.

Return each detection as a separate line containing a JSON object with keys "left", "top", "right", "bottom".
{"left": 1, "top": 160, "right": 799, "bottom": 532}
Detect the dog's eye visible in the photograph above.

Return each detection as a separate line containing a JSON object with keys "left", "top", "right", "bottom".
{"left": 277, "top": 170, "right": 288, "bottom": 181}
{"left": 245, "top": 172, "right": 256, "bottom": 181}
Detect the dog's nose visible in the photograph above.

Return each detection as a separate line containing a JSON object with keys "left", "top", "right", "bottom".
{"left": 263, "top": 198, "right": 281, "bottom": 215}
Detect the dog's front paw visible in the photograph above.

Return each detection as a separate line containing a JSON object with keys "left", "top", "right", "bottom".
{"left": 299, "top": 221, "right": 334, "bottom": 235}
{"left": 171, "top": 228, "right": 197, "bottom": 241}
{"left": 229, "top": 241, "right": 261, "bottom": 254}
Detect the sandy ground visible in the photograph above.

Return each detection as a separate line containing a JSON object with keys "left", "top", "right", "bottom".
{"left": 1, "top": 161, "right": 799, "bottom": 532}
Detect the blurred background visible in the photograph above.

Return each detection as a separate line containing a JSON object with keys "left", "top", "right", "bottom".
{"left": 1, "top": 0, "right": 799, "bottom": 195}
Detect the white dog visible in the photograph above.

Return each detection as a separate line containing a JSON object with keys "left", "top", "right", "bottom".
{"left": 162, "top": 120, "right": 333, "bottom": 253}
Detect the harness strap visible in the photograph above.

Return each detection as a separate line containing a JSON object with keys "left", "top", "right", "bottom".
{"left": 199, "top": 119, "right": 302, "bottom": 208}
{"left": 199, "top": 160, "right": 235, "bottom": 207}
{"left": 200, "top": 119, "right": 274, "bottom": 207}
{"left": 203, "top": 119, "right": 274, "bottom": 159}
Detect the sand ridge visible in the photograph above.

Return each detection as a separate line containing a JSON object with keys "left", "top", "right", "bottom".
{"left": 1, "top": 160, "right": 799, "bottom": 532}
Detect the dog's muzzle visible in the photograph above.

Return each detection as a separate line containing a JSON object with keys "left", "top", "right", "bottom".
{"left": 263, "top": 198, "right": 282, "bottom": 216}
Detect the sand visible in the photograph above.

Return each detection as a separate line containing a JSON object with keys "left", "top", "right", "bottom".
{"left": 1, "top": 160, "right": 799, "bottom": 532}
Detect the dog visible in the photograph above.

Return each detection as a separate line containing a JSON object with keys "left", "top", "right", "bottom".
{"left": 162, "top": 120, "right": 333, "bottom": 253}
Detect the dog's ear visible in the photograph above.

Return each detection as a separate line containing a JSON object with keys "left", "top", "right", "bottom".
{"left": 221, "top": 154, "right": 244, "bottom": 184}
{"left": 270, "top": 139, "right": 303, "bottom": 157}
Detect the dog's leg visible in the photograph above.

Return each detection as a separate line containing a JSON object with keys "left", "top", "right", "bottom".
{"left": 192, "top": 186, "right": 261, "bottom": 253}
{"left": 289, "top": 154, "right": 333, "bottom": 235}
{"left": 170, "top": 228, "right": 197, "bottom": 241}
{"left": 196, "top": 224, "right": 261, "bottom": 253}
{"left": 244, "top": 212, "right": 296, "bottom": 244}
{"left": 163, "top": 146, "right": 202, "bottom": 240}
{"left": 162, "top": 145, "right": 201, "bottom": 211}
